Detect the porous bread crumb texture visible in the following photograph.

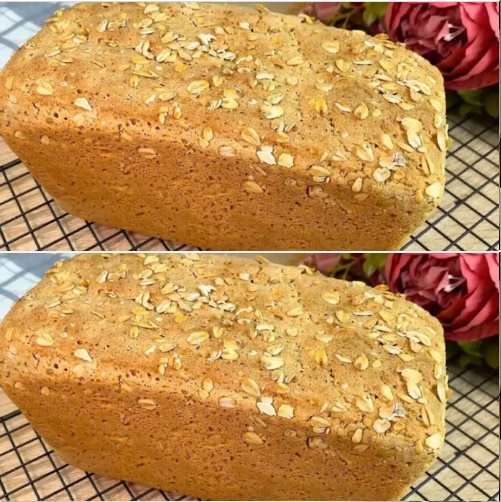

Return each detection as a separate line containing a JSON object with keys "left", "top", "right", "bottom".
{"left": 0, "top": 3, "right": 448, "bottom": 251}
{"left": 0, "top": 253, "right": 448, "bottom": 500}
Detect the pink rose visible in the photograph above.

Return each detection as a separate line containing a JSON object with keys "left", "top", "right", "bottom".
{"left": 385, "top": 2, "right": 499, "bottom": 90}
{"left": 385, "top": 254, "right": 499, "bottom": 341}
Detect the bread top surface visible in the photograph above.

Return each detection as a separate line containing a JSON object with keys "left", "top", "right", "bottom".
{"left": 1, "top": 253, "right": 446, "bottom": 451}
{"left": 0, "top": 2, "right": 446, "bottom": 203}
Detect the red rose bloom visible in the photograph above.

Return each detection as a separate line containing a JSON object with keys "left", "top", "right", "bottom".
{"left": 385, "top": 254, "right": 499, "bottom": 341}
{"left": 385, "top": 2, "right": 499, "bottom": 90}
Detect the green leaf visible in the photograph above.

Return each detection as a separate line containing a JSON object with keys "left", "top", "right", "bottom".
{"left": 342, "top": 2, "right": 353, "bottom": 9}
{"left": 484, "top": 338, "right": 499, "bottom": 369}
{"left": 364, "top": 253, "right": 388, "bottom": 270}
{"left": 459, "top": 102, "right": 483, "bottom": 117}
{"left": 362, "top": 253, "right": 387, "bottom": 278}
{"left": 458, "top": 353, "right": 484, "bottom": 369}
{"left": 457, "top": 89, "right": 485, "bottom": 106}
{"left": 457, "top": 340, "right": 485, "bottom": 357}
{"left": 364, "top": 2, "right": 389, "bottom": 20}
{"left": 484, "top": 89, "right": 499, "bottom": 118}
{"left": 363, "top": 261, "right": 376, "bottom": 277}
{"left": 363, "top": 10, "right": 377, "bottom": 26}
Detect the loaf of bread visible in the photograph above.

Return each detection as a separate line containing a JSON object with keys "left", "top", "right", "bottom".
{"left": 0, "top": 253, "right": 447, "bottom": 500}
{"left": 0, "top": 3, "right": 447, "bottom": 251}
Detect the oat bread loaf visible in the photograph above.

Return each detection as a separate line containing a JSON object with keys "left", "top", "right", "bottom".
{"left": 0, "top": 3, "right": 447, "bottom": 251}
{"left": 0, "top": 253, "right": 447, "bottom": 500}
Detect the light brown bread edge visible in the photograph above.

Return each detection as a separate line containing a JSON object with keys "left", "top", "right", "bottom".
{"left": 0, "top": 253, "right": 447, "bottom": 500}
{"left": 0, "top": 3, "right": 447, "bottom": 250}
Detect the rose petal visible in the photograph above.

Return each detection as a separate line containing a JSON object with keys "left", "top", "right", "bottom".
{"left": 486, "top": 255, "right": 500, "bottom": 290}
{"left": 486, "top": 3, "right": 500, "bottom": 34}
{"left": 385, "top": 253, "right": 499, "bottom": 343}
{"left": 384, "top": 2, "right": 499, "bottom": 90}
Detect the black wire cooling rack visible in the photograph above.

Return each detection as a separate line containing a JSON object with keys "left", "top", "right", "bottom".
{"left": 0, "top": 365, "right": 499, "bottom": 502}
{"left": 0, "top": 112, "right": 499, "bottom": 252}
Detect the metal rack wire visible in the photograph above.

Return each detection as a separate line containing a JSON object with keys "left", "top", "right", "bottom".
{"left": 0, "top": 112, "right": 499, "bottom": 252}
{"left": 0, "top": 365, "right": 499, "bottom": 502}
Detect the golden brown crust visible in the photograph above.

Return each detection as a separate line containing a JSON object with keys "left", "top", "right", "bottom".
{"left": 0, "top": 3, "right": 447, "bottom": 250}
{"left": 0, "top": 253, "right": 447, "bottom": 500}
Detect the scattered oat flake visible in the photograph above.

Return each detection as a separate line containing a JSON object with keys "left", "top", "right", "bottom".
{"left": 36, "top": 333, "right": 54, "bottom": 347}
{"left": 261, "top": 104, "right": 284, "bottom": 119}
{"left": 335, "top": 354, "right": 351, "bottom": 364}
{"left": 219, "top": 396, "right": 235, "bottom": 408}
{"left": 138, "top": 398, "right": 157, "bottom": 410}
{"left": 354, "top": 354, "right": 369, "bottom": 371}
{"left": 74, "top": 98, "right": 92, "bottom": 111}
{"left": 241, "top": 378, "right": 261, "bottom": 397}
{"left": 356, "top": 393, "right": 374, "bottom": 413}
{"left": 401, "top": 368, "right": 422, "bottom": 383}
{"left": 5, "top": 327, "right": 14, "bottom": 342}
{"left": 322, "top": 41, "right": 340, "bottom": 54}
{"left": 241, "top": 127, "right": 260, "bottom": 146}
{"left": 74, "top": 348, "right": 92, "bottom": 362}
{"left": 436, "top": 382, "right": 447, "bottom": 403}
{"left": 373, "top": 168, "right": 391, "bottom": 183}
{"left": 311, "top": 416, "right": 330, "bottom": 428}
{"left": 321, "top": 292, "right": 340, "bottom": 305}
{"left": 243, "top": 431, "right": 263, "bottom": 445}
{"left": 436, "top": 131, "right": 447, "bottom": 152}
{"left": 315, "top": 349, "right": 328, "bottom": 365}
{"left": 219, "top": 146, "right": 235, "bottom": 157}
{"left": 401, "top": 117, "right": 422, "bottom": 132}
{"left": 277, "top": 153, "right": 294, "bottom": 168}
{"left": 261, "top": 355, "right": 284, "bottom": 370}
{"left": 287, "top": 306, "right": 304, "bottom": 317}
{"left": 407, "top": 380, "right": 422, "bottom": 400}
{"left": 374, "top": 419, "right": 391, "bottom": 434}
{"left": 354, "top": 103, "right": 369, "bottom": 120}
{"left": 425, "top": 433, "right": 442, "bottom": 450}
{"left": 36, "top": 81, "right": 54, "bottom": 96}
{"left": 257, "top": 400, "right": 276, "bottom": 416}
{"left": 187, "top": 80, "right": 209, "bottom": 94}
{"left": 425, "top": 182, "right": 442, "bottom": 199}
{"left": 315, "top": 98, "right": 328, "bottom": 114}
{"left": 352, "top": 428, "right": 363, "bottom": 443}
{"left": 277, "top": 404, "right": 294, "bottom": 419}
{"left": 335, "top": 310, "right": 350, "bottom": 323}
{"left": 243, "top": 180, "right": 263, "bottom": 195}
{"left": 335, "top": 59, "right": 350, "bottom": 72}
{"left": 257, "top": 147, "right": 276, "bottom": 165}
{"left": 382, "top": 384, "right": 394, "bottom": 401}
{"left": 308, "top": 436, "right": 327, "bottom": 449}
{"left": 287, "top": 55, "right": 304, "bottom": 66}
{"left": 187, "top": 331, "right": 209, "bottom": 345}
